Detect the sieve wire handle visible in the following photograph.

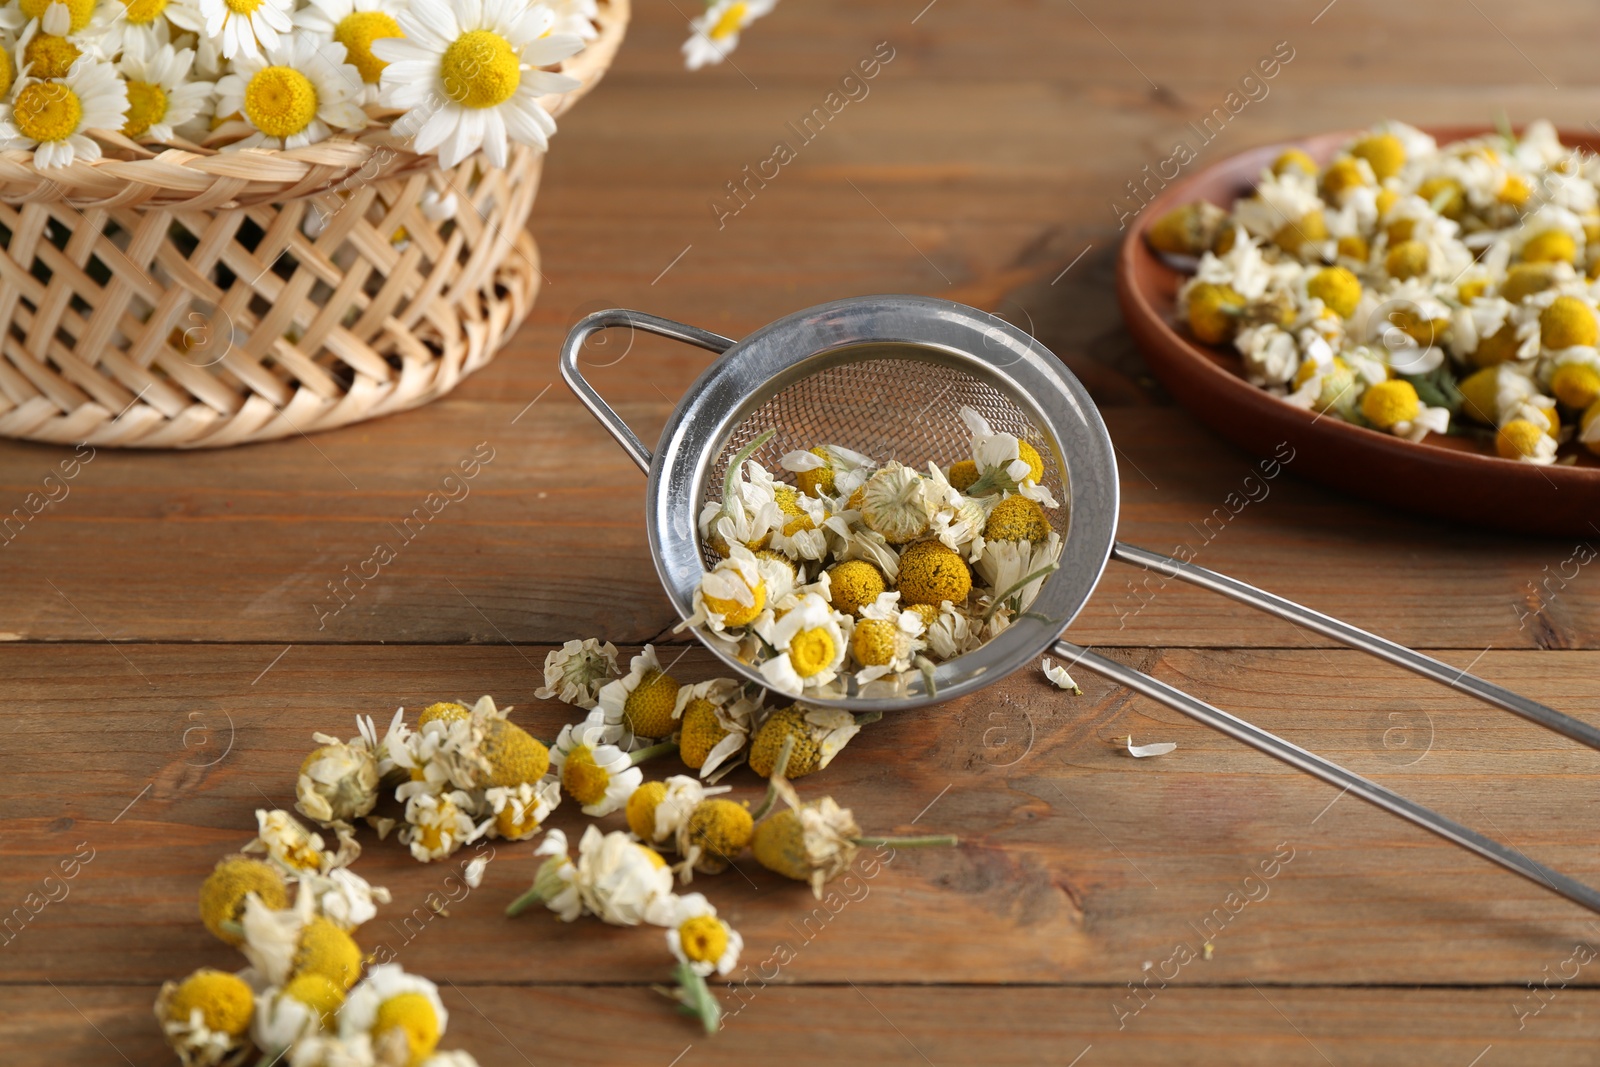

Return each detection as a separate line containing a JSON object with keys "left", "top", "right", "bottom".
{"left": 560, "top": 309, "right": 735, "bottom": 474}
{"left": 1052, "top": 639, "right": 1600, "bottom": 916}
{"left": 1109, "top": 541, "right": 1600, "bottom": 751}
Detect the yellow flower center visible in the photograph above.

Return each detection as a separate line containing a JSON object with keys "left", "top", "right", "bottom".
{"left": 283, "top": 972, "right": 344, "bottom": 1028}
{"left": 677, "top": 699, "right": 731, "bottom": 770}
{"left": 168, "top": 970, "right": 255, "bottom": 1036}
{"left": 123, "top": 79, "right": 168, "bottom": 138}
{"left": 224, "top": 0, "right": 262, "bottom": 13}
{"left": 1551, "top": 363, "right": 1600, "bottom": 409}
{"left": 1522, "top": 229, "right": 1577, "bottom": 265}
{"left": 293, "top": 916, "right": 363, "bottom": 990}
{"left": 678, "top": 915, "right": 728, "bottom": 964}
{"left": 851, "top": 618, "right": 899, "bottom": 667}
{"left": 417, "top": 701, "right": 469, "bottom": 725}
{"left": 787, "top": 626, "right": 836, "bottom": 678}
{"left": 1540, "top": 296, "right": 1598, "bottom": 350}
{"left": 560, "top": 746, "right": 612, "bottom": 806}
{"left": 1496, "top": 419, "right": 1546, "bottom": 459}
{"left": 245, "top": 66, "right": 319, "bottom": 138}
{"left": 636, "top": 843, "right": 668, "bottom": 869}
{"left": 1359, "top": 379, "right": 1420, "bottom": 430}
{"left": 897, "top": 539, "right": 973, "bottom": 607}
{"left": 0, "top": 48, "right": 12, "bottom": 99}
{"left": 21, "top": 0, "right": 95, "bottom": 32}
{"left": 14, "top": 82, "right": 82, "bottom": 143}
{"left": 683, "top": 798, "right": 754, "bottom": 872}
{"left": 708, "top": 1, "right": 747, "bottom": 40}
{"left": 626, "top": 780, "right": 668, "bottom": 840}
{"left": 825, "top": 559, "right": 885, "bottom": 616}
{"left": 122, "top": 0, "right": 167, "bottom": 21}
{"left": 703, "top": 575, "right": 765, "bottom": 627}
{"left": 23, "top": 34, "right": 80, "bottom": 80}
{"left": 622, "top": 668, "right": 681, "bottom": 739}
{"left": 748, "top": 706, "right": 822, "bottom": 778}
{"left": 946, "top": 459, "right": 979, "bottom": 492}
{"left": 482, "top": 719, "right": 550, "bottom": 787}
{"left": 197, "top": 856, "right": 288, "bottom": 945}
{"left": 440, "top": 29, "right": 520, "bottom": 109}
{"left": 373, "top": 992, "right": 441, "bottom": 1067}
{"left": 335, "top": 9, "right": 403, "bottom": 84}
{"left": 1498, "top": 174, "right": 1532, "bottom": 206}
{"left": 984, "top": 494, "right": 1050, "bottom": 543}
{"left": 494, "top": 799, "right": 541, "bottom": 839}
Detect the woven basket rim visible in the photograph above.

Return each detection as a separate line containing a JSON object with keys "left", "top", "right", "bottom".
{"left": 0, "top": 0, "right": 629, "bottom": 210}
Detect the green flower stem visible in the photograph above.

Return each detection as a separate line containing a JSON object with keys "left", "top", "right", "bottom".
{"left": 505, "top": 885, "right": 546, "bottom": 918}
{"left": 853, "top": 834, "right": 959, "bottom": 849}
{"left": 676, "top": 960, "right": 722, "bottom": 1034}
{"left": 218, "top": 919, "right": 244, "bottom": 940}
{"left": 749, "top": 734, "right": 796, "bottom": 822}
{"left": 720, "top": 429, "right": 778, "bottom": 523}
{"left": 629, "top": 740, "right": 679, "bottom": 767}
{"left": 983, "top": 562, "right": 1060, "bottom": 623}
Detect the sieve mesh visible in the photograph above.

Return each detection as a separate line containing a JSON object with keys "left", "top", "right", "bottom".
{"left": 698, "top": 351, "right": 1071, "bottom": 569}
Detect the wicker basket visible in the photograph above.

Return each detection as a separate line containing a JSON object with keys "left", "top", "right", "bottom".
{"left": 0, "top": 0, "right": 628, "bottom": 448}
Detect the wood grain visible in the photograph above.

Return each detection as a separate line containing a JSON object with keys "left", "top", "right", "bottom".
{"left": 2, "top": 0, "right": 1596, "bottom": 1060}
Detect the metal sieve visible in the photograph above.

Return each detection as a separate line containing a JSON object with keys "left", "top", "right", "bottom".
{"left": 562, "top": 294, "right": 1600, "bottom": 916}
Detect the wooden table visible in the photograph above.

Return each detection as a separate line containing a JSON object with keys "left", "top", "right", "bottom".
{"left": 7, "top": 1, "right": 1600, "bottom": 1062}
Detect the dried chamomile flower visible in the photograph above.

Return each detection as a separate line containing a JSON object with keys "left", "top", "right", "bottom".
{"left": 199, "top": 854, "right": 288, "bottom": 945}
{"left": 752, "top": 593, "right": 849, "bottom": 696}
{"left": 296, "top": 722, "right": 382, "bottom": 828}
{"left": 598, "top": 645, "right": 684, "bottom": 742}
{"left": 897, "top": 538, "right": 973, "bottom": 608}
{"left": 822, "top": 512, "right": 902, "bottom": 582}
{"left": 768, "top": 484, "right": 830, "bottom": 560}
{"left": 751, "top": 789, "right": 862, "bottom": 898}
{"left": 681, "top": 545, "right": 768, "bottom": 633}
{"left": 958, "top": 406, "right": 1059, "bottom": 507}
{"left": 535, "top": 638, "right": 620, "bottom": 710}
{"left": 247, "top": 808, "right": 360, "bottom": 875}
{"left": 924, "top": 462, "right": 990, "bottom": 561}
{"left": 339, "top": 964, "right": 449, "bottom": 1067}
{"left": 399, "top": 789, "right": 486, "bottom": 863}
{"left": 253, "top": 973, "right": 344, "bottom": 1054}
{"left": 311, "top": 867, "right": 391, "bottom": 931}
{"left": 1041, "top": 656, "right": 1082, "bottom": 695}
{"left": 824, "top": 558, "right": 886, "bottom": 616}
{"left": 484, "top": 779, "right": 561, "bottom": 841}
{"left": 664, "top": 892, "right": 743, "bottom": 978}
{"left": 857, "top": 461, "right": 933, "bottom": 544}
{"left": 551, "top": 709, "right": 673, "bottom": 816}
{"left": 850, "top": 593, "right": 927, "bottom": 684}
{"left": 626, "top": 774, "right": 727, "bottom": 848}
{"left": 509, "top": 826, "right": 676, "bottom": 927}
{"left": 240, "top": 885, "right": 364, "bottom": 990}
{"left": 976, "top": 529, "right": 1063, "bottom": 615}
{"left": 780, "top": 443, "right": 876, "bottom": 499}
{"left": 1147, "top": 200, "right": 1229, "bottom": 258}
{"left": 747, "top": 704, "right": 860, "bottom": 779}
{"left": 676, "top": 797, "right": 754, "bottom": 879}
{"left": 156, "top": 968, "right": 254, "bottom": 1067}
{"left": 916, "top": 600, "right": 978, "bottom": 660}
{"left": 674, "top": 679, "right": 760, "bottom": 778}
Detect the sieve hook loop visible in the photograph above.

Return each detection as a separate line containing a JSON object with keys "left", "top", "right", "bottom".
{"left": 559, "top": 309, "right": 735, "bottom": 474}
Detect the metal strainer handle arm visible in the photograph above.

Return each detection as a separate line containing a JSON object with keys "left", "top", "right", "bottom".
{"left": 1052, "top": 640, "right": 1600, "bottom": 917}
{"left": 559, "top": 309, "right": 736, "bottom": 475}
{"left": 1110, "top": 541, "right": 1600, "bottom": 752}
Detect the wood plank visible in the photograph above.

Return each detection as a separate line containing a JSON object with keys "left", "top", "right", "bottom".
{"left": 2, "top": 402, "right": 1591, "bottom": 647}
{"left": 11, "top": 984, "right": 1600, "bottom": 1067}
{"left": 3, "top": 643, "right": 1597, "bottom": 988}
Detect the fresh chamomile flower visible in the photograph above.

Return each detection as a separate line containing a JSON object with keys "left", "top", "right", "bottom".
{"left": 373, "top": 0, "right": 584, "bottom": 168}
{"left": 252, "top": 973, "right": 345, "bottom": 1053}
{"left": 676, "top": 796, "right": 754, "bottom": 878}
{"left": 752, "top": 592, "right": 849, "bottom": 695}
{"left": 976, "top": 530, "right": 1062, "bottom": 614}
{"left": 676, "top": 680, "right": 761, "bottom": 779}
{"left": 16, "top": 17, "right": 101, "bottom": 82}
{"left": 535, "top": 637, "right": 620, "bottom": 709}
{"left": 483, "top": 778, "right": 560, "bottom": 840}
{"left": 116, "top": 39, "right": 213, "bottom": 143}
{"left": 856, "top": 460, "right": 932, "bottom": 544}
{"left": 215, "top": 34, "right": 367, "bottom": 149}
{"left": 198, "top": 854, "right": 289, "bottom": 944}
{"left": 296, "top": 727, "right": 381, "bottom": 828}
{"left": 597, "top": 644, "right": 683, "bottom": 741}
{"left": 156, "top": 968, "right": 255, "bottom": 1067}
{"left": 340, "top": 964, "right": 449, "bottom": 1067}
{"left": 399, "top": 789, "right": 486, "bottom": 862}
{"left": 550, "top": 709, "right": 645, "bottom": 816}
{"left": 0, "top": 61, "right": 127, "bottom": 169}
{"left": 294, "top": 0, "right": 406, "bottom": 103}
{"left": 681, "top": 0, "right": 774, "bottom": 71}
{"left": 665, "top": 893, "right": 743, "bottom": 977}
{"left": 626, "top": 774, "right": 728, "bottom": 848}
{"left": 780, "top": 443, "right": 876, "bottom": 500}
{"left": 746, "top": 704, "right": 860, "bottom": 779}
{"left": 850, "top": 592, "right": 926, "bottom": 683}
{"left": 198, "top": 0, "right": 290, "bottom": 59}
{"left": 95, "top": 0, "right": 204, "bottom": 55}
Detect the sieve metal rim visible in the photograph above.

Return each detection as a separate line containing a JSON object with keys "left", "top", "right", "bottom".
{"left": 564, "top": 295, "right": 1120, "bottom": 712}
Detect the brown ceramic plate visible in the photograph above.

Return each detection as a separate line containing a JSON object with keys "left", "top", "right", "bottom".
{"left": 1115, "top": 126, "right": 1600, "bottom": 536}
